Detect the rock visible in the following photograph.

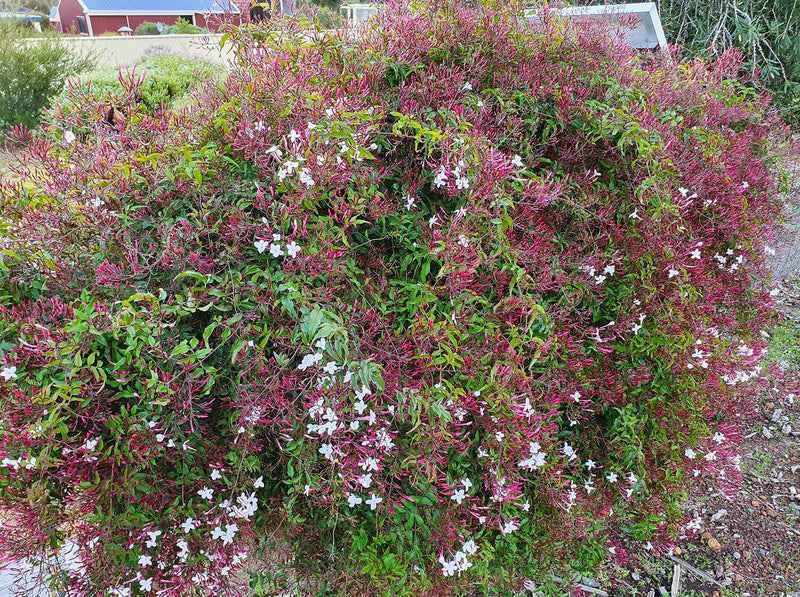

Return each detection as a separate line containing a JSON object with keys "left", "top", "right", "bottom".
{"left": 711, "top": 509, "right": 728, "bottom": 521}
{"left": 783, "top": 424, "right": 792, "bottom": 435}
{"left": 763, "top": 427, "right": 774, "bottom": 439}
{"left": 737, "top": 538, "right": 746, "bottom": 546}
{"left": 766, "top": 401, "right": 775, "bottom": 409}
{"left": 708, "top": 537, "right": 722, "bottom": 551}
{"left": 772, "top": 408, "right": 784, "bottom": 422}
{"left": 673, "top": 546, "right": 682, "bottom": 556}
{"left": 734, "top": 552, "right": 741, "bottom": 559}
{"left": 712, "top": 591, "right": 721, "bottom": 597}
{"left": 735, "top": 573, "right": 744, "bottom": 582}
{"left": 752, "top": 500, "right": 762, "bottom": 508}
{"left": 702, "top": 531, "right": 713, "bottom": 540}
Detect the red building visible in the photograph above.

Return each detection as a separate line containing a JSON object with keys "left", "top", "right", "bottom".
{"left": 55, "top": 0, "right": 244, "bottom": 36}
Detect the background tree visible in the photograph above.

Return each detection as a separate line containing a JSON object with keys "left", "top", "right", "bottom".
{"left": 654, "top": 0, "right": 800, "bottom": 124}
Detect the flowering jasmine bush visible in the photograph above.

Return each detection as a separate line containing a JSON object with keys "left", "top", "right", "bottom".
{"left": 0, "top": 1, "right": 793, "bottom": 595}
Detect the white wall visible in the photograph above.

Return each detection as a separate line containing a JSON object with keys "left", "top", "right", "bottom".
{"left": 29, "top": 34, "right": 234, "bottom": 67}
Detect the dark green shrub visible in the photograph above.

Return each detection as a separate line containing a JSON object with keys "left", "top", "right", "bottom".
{"left": 161, "top": 18, "right": 207, "bottom": 34}
{"left": 134, "top": 21, "right": 160, "bottom": 35}
{"left": 0, "top": 21, "right": 94, "bottom": 133}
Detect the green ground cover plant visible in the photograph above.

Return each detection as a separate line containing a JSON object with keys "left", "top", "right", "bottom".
{"left": 52, "top": 52, "right": 222, "bottom": 115}
{"left": 0, "top": 1, "right": 794, "bottom": 595}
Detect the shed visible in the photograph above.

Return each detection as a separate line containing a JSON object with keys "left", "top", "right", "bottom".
{"left": 54, "top": 0, "right": 242, "bottom": 36}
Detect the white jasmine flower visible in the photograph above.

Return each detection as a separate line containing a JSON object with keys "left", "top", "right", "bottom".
{"left": 606, "top": 471, "right": 618, "bottom": 483}
{"left": 299, "top": 168, "right": 315, "bottom": 187}
{"left": 319, "top": 443, "right": 334, "bottom": 460}
{"left": 347, "top": 493, "right": 363, "bottom": 507}
{"left": 269, "top": 243, "right": 284, "bottom": 258}
{"left": 211, "top": 469, "right": 222, "bottom": 481}
{"left": 366, "top": 493, "right": 382, "bottom": 510}
{"left": 501, "top": 520, "right": 519, "bottom": 534}
{"left": 181, "top": 517, "right": 197, "bottom": 533}
{"left": 511, "top": 154, "right": 523, "bottom": 168}
{"left": 198, "top": 486, "right": 214, "bottom": 500}
{"left": 462, "top": 81, "right": 473, "bottom": 91}
{"left": 286, "top": 241, "right": 301, "bottom": 258}
{"left": 64, "top": 130, "right": 76, "bottom": 144}
{"left": 440, "top": 555, "right": 457, "bottom": 577}
{"left": 145, "top": 530, "right": 161, "bottom": 548}
{"left": 1, "top": 366, "right": 18, "bottom": 381}
{"left": 253, "top": 476, "right": 264, "bottom": 489}
{"left": 287, "top": 129, "right": 301, "bottom": 143}
{"left": 428, "top": 215, "right": 439, "bottom": 228}
{"left": 451, "top": 489, "right": 466, "bottom": 505}
{"left": 404, "top": 195, "right": 416, "bottom": 210}
{"left": 139, "top": 578, "right": 152, "bottom": 591}
{"left": 138, "top": 555, "right": 152, "bottom": 567}
{"left": 433, "top": 166, "right": 448, "bottom": 188}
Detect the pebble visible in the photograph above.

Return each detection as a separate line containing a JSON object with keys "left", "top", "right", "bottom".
{"left": 673, "top": 547, "right": 682, "bottom": 556}
{"left": 734, "top": 551, "right": 741, "bottom": 559}
{"left": 708, "top": 537, "right": 722, "bottom": 551}
{"left": 711, "top": 508, "right": 728, "bottom": 521}
{"left": 772, "top": 408, "right": 784, "bottom": 422}
{"left": 763, "top": 427, "right": 774, "bottom": 439}
{"left": 783, "top": 424, "right": 792, "bottom": 435}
